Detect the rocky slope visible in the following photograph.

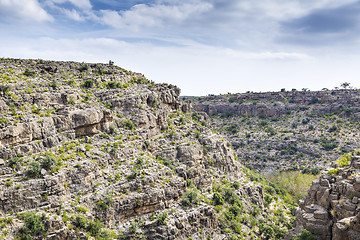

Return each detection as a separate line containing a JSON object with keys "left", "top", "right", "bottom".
{"left": 0, "top": 58, "right": 293, "bottom": 240}
{"left": 294, "top": 151, "right": 360, "bottom": 240}
{"left": 189, "top": 91, "right": 360, "bottom": 173}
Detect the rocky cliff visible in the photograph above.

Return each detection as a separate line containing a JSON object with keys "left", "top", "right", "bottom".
{"left": 294, "top": 151, "right": 360, "bottom": 240}
{"left": 189, "top": 91, "right": 360, "bottom": 173}
{"left": 0, "top": 58, "right": 292, "bottom": 240}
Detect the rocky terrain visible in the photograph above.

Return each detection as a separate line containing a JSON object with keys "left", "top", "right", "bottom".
{"left": 0, "top": 58, "right": 294, "bottom": 240}
{"left": 294, "top": 150, "right": 360, "bottom": 240}
{"left": 189, "top": 90, "right": 360, "bottom": 173}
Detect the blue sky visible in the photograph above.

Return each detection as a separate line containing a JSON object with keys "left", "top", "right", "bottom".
{"left": 0, "top": 0, "right": 359, "bottom": 95}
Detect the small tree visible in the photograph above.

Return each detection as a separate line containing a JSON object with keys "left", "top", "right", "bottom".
{"left": 341, "top": 82, "right": 351, "bottom": 89}
{"left": 0, "top": 85, "right": 11, "bottom": 97}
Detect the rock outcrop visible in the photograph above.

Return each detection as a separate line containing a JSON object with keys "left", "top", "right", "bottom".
{"left": 0, "top": 58, "right": 292, "bottom": 240}
{"left": 294, "top": 152, "right": 360, "bottom": 240}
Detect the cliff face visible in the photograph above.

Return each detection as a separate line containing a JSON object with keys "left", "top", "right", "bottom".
{"left": 294, "top": 153, "right": 360, "bottom": 240}
{"left": 0, "top": 59, "right": 292, "bottom": 240}
{"left": 192, "top": 90, "right": 360, "bottom": 118}
{"left": 189, "top": 91, "right": 360, "bottom": 173}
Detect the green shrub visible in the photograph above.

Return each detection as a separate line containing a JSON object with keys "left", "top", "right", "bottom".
{"left": 265, "top": 185, "right": 276, "bottom": 195}
{"left": 18, "top": 212, "right": 46, "bottom": 240}
{"left": 79, "top": 63, "right": 89, "bottom": 72}
{"left": 259, "top": 224, "right": 275, "bottom": 239}
{"left": 98, "top": 229, "right": 117, "bottom": 240}
{"left": 74, "top": 214, "right": 88, "bottom": 229}
{"left": 126, "top": 168, "right": 138, "bottom": 181}
{"left": 39, "top": 155, "right": 56, "bottom": 170}
{"left": 82, "top": 79, "right": 94, "bottom": 88}
{"left": 23, "top": 69, "right": 36, "bottom": 78}
{"left": 122, "top": 119, "right": 135, "bottom": 130}
{"left": 87, "top": 219, "right": 103, "bottom": 236}
{"left": 229, "top": 204, "right": 242, "bottom": 216}
{"left": 109, "top": 124, "right": 117, "bottom": 134}
{"left": 323, "top": 142, "right": 338, "bottom": 151}
{"left": 182, "top": 190, "right": 199, "bottom": 207}
{"left": 157, "top": 156, "right": 175, "bottom": 170}
{"left": 327, "top": 168, "right": 338, "bottom": 176}
{"left": 232, "top": 181, "right": 240, "bottom": 189}
{"left": 336, "top": 153, "right": 351, "bottom": 167}
{"left": 293, "top": 229, "right": 315, "bottom": 240}
{"left": 49, "top": 80, "right": 57, "bottom": 90}
{"left": 76, "top": 206, "right": 89, "bottom": 213}
{"left": 251, "top": 204, "right": 261, "bottom": 216}
{"left": 213, "top": 192, "right": 225, "bottom": 205}
{"left": 106, "top": 81, "right": 122, "bottom": 89}
{"left": 259, "top": 120, "right": 268, "bottom": 127}
{"left": 226, "top": 124, "right": 239, "bottom": 134}
{"left": 191, "top": 112, "right": 200, "bottom": 121}
{"left": 329, "top": 125, "right": 338, "bottom": 133}
{"left": 97, "top": 193, "right": 113, "bottom": 211}
{"left": 156, "top": 212, "right": 168, "bottom": 225}
{"left": 0, "top": 84, "right": 11, "bottom": 96}
{"left": 8, "top": 157, "right": 21, "bottom": 169}
{"left": 264, "top": 194, "right": 273, "bottom": 207}
{"left": 26, "top": 161, "right": 41, "bottom": 178}
{"left": 129, "top": 221, "right": 138, "bottom": 233}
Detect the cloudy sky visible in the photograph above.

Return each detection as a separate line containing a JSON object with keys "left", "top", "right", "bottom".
{"left": 0, "top": 0, "right": 359, "bottom": 95}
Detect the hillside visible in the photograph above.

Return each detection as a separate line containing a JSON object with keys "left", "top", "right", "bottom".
{"left": 189, "top": 90, "right": 360, "bottom": 173}
{"left": 0, "top": 58, "right": 295, "bottom": 240}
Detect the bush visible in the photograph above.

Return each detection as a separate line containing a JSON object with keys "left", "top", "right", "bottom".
{"left": 251, "top": 204, "right": 261, "bottom": 216}
{"left": 87, "top": 219, "right": 103, "bottom": 236}
{"left": 79, "top": 63, "right": 89, "bottom": 72}
{"left": 74, "top": 214, "right": 88, "bottom": 229}
{"left": 232, "top": 181, "right": 240, "bottom": 189}
{"left": 82, "top": 79, "right": 94, "bottom": 88}
{"left": 8, "top": 157, "right": 20, "bottom": 169}
{"left": 23, "top": 69, "right": 36, "bottom": 77}
{"left": 39, "top": 155, "right": 56, "bottom": 170}
{"left": 329, "top": 125, "right": 338, "bottom": 133}
{"left": 122, "top": 119, "right": 136, "bottom": 130}
{"left": 129, "top": 221, "right": 138, "bottom": 233}
{"left": 264, "top": 194, "right": 273, "bottom": 207}
{"left": 327, "top": 168, "right": 338, "bottom": 176}
{"left": 106, "top": 81, "right": 122, "bottom": 89}
{"left": 98, "top": 229, "right": 117, "bottom": 240}
{"left": 336, "top": 153, "right": 351, "bottom": 167}
{"left": 26, "top": 161, "right": 41, "bottom": 178}
{"left": 18, "top": 212, "right": 46, "bottom": 240}
{"left": 156, "top": 212, "right": 168, "bottom": 225}
{"left": 49, "top": 80, "right": 57, "bottom": 90}
{"left": 213, "top": 192, "right": 225, "bottom": 205}
{"left": 323, "top": 142, "right": 338, "bottom": 151}
{"left": 126, "top": 168, "right": 138, "bottom": 181}
{"left": 191, "top": 112, "right": 200, "bottom": 121}
{"left": 293, "top": 229, "right": 315, "bottom": 240}
{"left": 0, "top": 84, "right": 11, "bottom": 96}
{"left": 260, "top": 224, "right": 275, "bottom": 239}
{"left": 226, "top": 124, "right": 239, "bottom": 134}
{"left": 109, "top": 124, "right": 117, "bottom": 134}
{"left": 182, "top": 190, "right": 199, "bottom": 207}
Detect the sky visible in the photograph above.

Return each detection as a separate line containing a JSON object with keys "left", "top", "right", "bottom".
{"left": 0, "top": 0, "right": 359, "bottom": 96}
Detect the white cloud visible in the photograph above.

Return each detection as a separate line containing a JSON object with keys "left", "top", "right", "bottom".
{"left": 61, "top": 8, "right": 84, "bottom": 21}
{"left": 0, "top": 0, "right": 53, "bottom": 22}
{"left": 99, "top": 1, "right": 213, "bottom": 29}
{"left": 47, "top": 0, "right": 92, "bottom": 10}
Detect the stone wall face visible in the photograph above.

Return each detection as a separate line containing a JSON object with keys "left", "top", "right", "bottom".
{"left": 295, "top": 153, "right": 360, "bottom": 240}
